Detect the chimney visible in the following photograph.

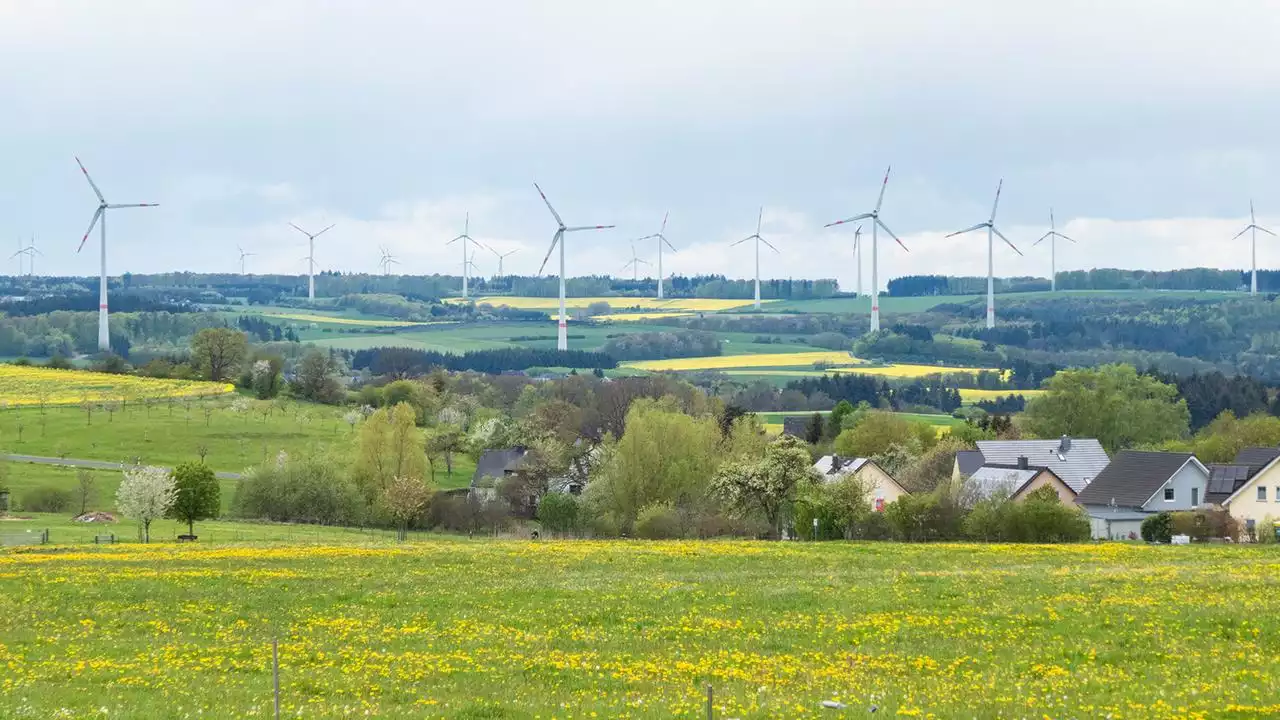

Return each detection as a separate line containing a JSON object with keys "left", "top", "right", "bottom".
{"left": 1017, "top": 455, "right": 1028, "bottom": 470}
{"left": 831, "top": 455, "right": 842, "bottom": 472}
{"left": 1059, "top": 435, "right": 1072, "bottom": 452}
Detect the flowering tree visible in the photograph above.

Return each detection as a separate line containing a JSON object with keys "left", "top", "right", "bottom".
{"left": 117, "top": 466, "right": 176, "bottom": 543}
{"left": 713, "top": 434, "right": 820, "bottom": 540}
{"left": 382, "top": 476, "right": 433, "bottom": 541}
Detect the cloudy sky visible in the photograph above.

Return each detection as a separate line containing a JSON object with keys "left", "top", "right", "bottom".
{"left": 3, "top": 1, "right": 1280, "bottom": 291}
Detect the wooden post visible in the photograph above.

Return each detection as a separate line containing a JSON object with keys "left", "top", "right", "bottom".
{"left": 705, "top": 684, "right": 713, "bottom": 720}
{"left": 272, "top": 638, "right": 281, "bottom": 720}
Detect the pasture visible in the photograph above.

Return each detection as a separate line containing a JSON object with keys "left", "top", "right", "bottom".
{"left": 2, "top": 540, "right": 1277, "bottom": 718}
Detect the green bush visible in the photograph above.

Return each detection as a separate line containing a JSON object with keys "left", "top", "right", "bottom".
{"left": 586, "top": 512, "right": 622, "bottom": 539}
{"left": 884, "top": 487, "right": 965, "bottom": 542}
{"left": 1140, "top": 512, "right": 1173, "bottom": 543}
{"left": 1170, "top": 509, "right": 1239, "bottom": 542}
{"left": 232, "top": 454, "right": 365, "bottom": 526}
{"left": 962, "top": 487, "right": 1090, "bottom": 543}
{"left": 635, "top": 502, "right": 682, "bottom": 540}
{"left": 20, "top": 486, "right": 72, "bottom": 514}
{"left": 537, "top": 493, "right": 581, "bottom": 535}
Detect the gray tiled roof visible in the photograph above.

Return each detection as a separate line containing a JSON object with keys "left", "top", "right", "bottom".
{"left": 955, "top": 450, "right": 985, "bottom": 477}
{"left": 471, "top": 448, "right": 528, "bottom": 487}
{"left": 1075, "top": 450, "right": 1196, "bottom": 508}
{"left": 967, "top": 466, "right": 1038, "bottom": 500}
{"left": 1234, "top": 447, "right": 1280, "bottom": 468}
{"left": 975, "top": 438, "right": 1109, "bottom": 492}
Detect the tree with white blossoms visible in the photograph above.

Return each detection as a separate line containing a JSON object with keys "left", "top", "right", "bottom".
{"left": 712, "top": 434, "right": 821, "bottom": 540}
{"left": 116, "top": 465, "right": 176, "bottom": 543}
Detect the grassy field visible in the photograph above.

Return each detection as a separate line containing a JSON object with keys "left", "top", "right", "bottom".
{"left": 460, "top": 296, "right": 771, "bottom": 312}
{"left": 3, "top": 540, "right": 1278, "bottom": 718}
{"left": 626, "top": 352, "right": 999, "bottom": 380}
{"left": 756, "top": 410, "right": 963, "bottom": 436}
{"left": 0, "top": 365, "right": 234, "bottom": 406}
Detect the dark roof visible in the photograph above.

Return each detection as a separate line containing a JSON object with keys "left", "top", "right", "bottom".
{"left": 1206, "top": 464, "right": 1253, "bottom": 504}
{"left": 471, "top": 448, "right": 528, "bottom": 487}
{"left": 1075, "top": 450, "right": 1198, "bottom": 508}
{"left": 1234, "top": 447, "right": 1280, "bottom": 468}
{"left": 955, "top": 450, "right": 985, "bottom": 476}
{"left": 782, "top": 416, "right": 810, "bottom": 437}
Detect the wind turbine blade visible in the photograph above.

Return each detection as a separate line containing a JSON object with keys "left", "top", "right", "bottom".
{"left": 824, "top": 212, "right": 873, "bottom": 228}
{"left": 876, "top": 219, "right": 909, "bottom": 251}
{"left": 77, "top": 207, "right": 105, "bottom": 253}
{"left": 1058, "top": 232, "right": 1078, "bottom": 244}
{"left": 993, "top": 227, "right": 1023, "bottom": 256}
{"left": 8, "top": 250, "right": 23, "bottom": 260}
{"left": 760, "top": 236, "right": 780, "bottom": 253}
{"left": 946, "top": 223, "right": 987, "bottom": 238}
{"left": 1256, "top": 225, "right": 1278, "bottom": 237}
{"left": 313, "top": 224, "right": 335, "bottom": 238}
{"left": 289, "top": 222, "right": 309, "bottom": 237}
{"left": 756, "top": 207, "right": 763, "bottom": 236}
{"left": 632, "top": 233, "right": 659, "bottom": 241}
{"left": 107, "top": 203, "right": 158, "bottom": 208}
{"left": 536, "top": 230, "right": 562, "bottom": 275}
{"left": 660, "top": 211, "right": 668, "bottom": 234}
{"left": 730, "top": 236, "right": 753, "bottom": 247}
{"left": 1033, "top": 231, "right": 1052, "bottom": 246}
{"left": 662, "top": 235, "right": 677, "bottom": 252}
{"left": 75, "top": 157, "right": 106, "bottom": 203}
{"left": 533, "top": 183, "right": 565, "bottom": 227}
{"left": 564, "top": 225, "right": 615, "bottom": 232}
{"left": 1232, "top": 226, "right": 1252, "bottom": 241}
{"left": 29, "top": 247, "right": 42, "bottom": 256}
{"left": 874, "top": 166, "right": 891, "bottom": 214}
{"left": 637, "top": 258, "right": 652, "bottom": 266}
{"left": 989, "top": 179, "right": 1003, "bottom": 223}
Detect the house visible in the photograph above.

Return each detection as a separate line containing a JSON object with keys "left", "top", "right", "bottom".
{"left": 782, "top": 416, "right": 813, "bottom": 438}
{"left": 812, "top": 455, "right": 908, "bottom": 511}
{"left": 1218, "top": 447, "right": 1280, "bottom": 539}
{"left": 1074, "top": 450, "right": 1211, "bottom": 539}
{"left": 469, "top": 447, "right": 529, "bottom": 501}
{"left": 956, "top": 436, "right": 1110, "bottom": 493}
{"left": 965, "top": 459, "right": 1076, "bottom": 504}
{"left": 1207, "top": 447, "right": 1280, "bottom": 506}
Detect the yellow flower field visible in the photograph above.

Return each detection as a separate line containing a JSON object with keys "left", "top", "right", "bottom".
{"left": 463, "top": 295, "right": 769, "bottom": 312}
{"left": 591, "top": 311, "right": 695, "bottom": 321}
{"left": 263, "top": 312, "right": 450, "bottom": 327}
{"left": 625, "top": 351, "right": 863, "bottom": 371}
{"left": 959, "top": 388, "right": 1046, "bottom": 402}
{"left": 0, "top": 364, "right": 234, "bottom": 406}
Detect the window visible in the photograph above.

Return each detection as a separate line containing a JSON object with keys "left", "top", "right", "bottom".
{"left": 1259, "top": 486, "right": 1268, "bottom": 502}
{"left": 874, "top": 497, "right": 885, "bottom": 513}
{"left": 1163, "top": 487, "right": 1175, "bottom": 502}
{"left": 1191, "top": 488, "right": 1199, "bottom": 507}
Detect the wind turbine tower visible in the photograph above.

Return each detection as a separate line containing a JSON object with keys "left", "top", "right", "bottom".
{"left": 290, "top": 222, "right": 334, "bottom": 301}
{"left": 1033, "top": 209, "right": 1074, "bottom": 291}
{"left": 619, "top": 240, "right": 652, "bottom": 281}
{"left": 635, "top": 213, "right": 677, "bottom": 298}
{"left": 75, "top": 157, "right": 158, "bottom": 351}
{"left": 730, "top": 207, "right": 779, "bottom": 310}
{"left": 946, "top": 180, "right": 1023, "bottom": 329}
{"left": 534, "top": 183, "right": 615, "bottom": 351}
{"left": 237, "top": 245, "right": 255, "bottom": 275}
{"left": 1232, "top": 201, "right": 1276, "bottom": 296}
{"left": 824, "top": 167, "right": 908, "bottom": 332}
{"left": 487, "top": 246, "right": 518, "bottom": 277}
{"left": 449, "top": 213, "right": 490, "bottom": 299}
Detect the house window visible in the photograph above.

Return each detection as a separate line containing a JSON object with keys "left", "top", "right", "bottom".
{"left": 1191, "top": 488, "right": 1199, "bottom": 507}
{"left": 874, "top": 497, "right": 885, "bottom": 513}
{"left": 1259, "top": 486, "right": 1268, "bottom": 502}
{"left": 1163, "top": 487, "right": 1175, "bottom": 502}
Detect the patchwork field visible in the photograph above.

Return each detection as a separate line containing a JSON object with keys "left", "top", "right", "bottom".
{"left": 0, "top": 365, "right": 234, "bottom": 406}
{"left": 2, "top": 540, "right": 1277, "bottom": 718}
{"left": 463, "top": 296, "right": 770, "bottom": 312}
{"left": 625, "top": 352, "right": 1000, "bottom": 381}
{"left": 260, "top": 311, "right": 451, "bottom": 328}
{"left": 958, "top": 388, "right": 1046, "bottom": 403}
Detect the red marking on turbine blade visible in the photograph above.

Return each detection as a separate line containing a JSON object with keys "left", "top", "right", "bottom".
{"left": 872, "top": 306, "right": 879, "bottom": 312}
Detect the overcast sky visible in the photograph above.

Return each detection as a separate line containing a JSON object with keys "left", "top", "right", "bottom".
{"left": 3, "top": 1, "right": 1280, "bottom": 291}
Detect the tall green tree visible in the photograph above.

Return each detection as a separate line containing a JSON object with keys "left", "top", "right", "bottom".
{"left": 1024, "top": 364, "right": 1189, "bottom": 452}
{"left": 352, "top": 403, "right": 428, "bottom": 500}
{"left": 834, "top": 411, "right": 937, "bottom": 458}
{"left": 712, "top": 434, "right": 820, "bottom": 540}
{"left": 190, "top": 328, "right": 249, "bottom": 382}
{"left": 169, "top": 462, "right": 221, "bottom": 536}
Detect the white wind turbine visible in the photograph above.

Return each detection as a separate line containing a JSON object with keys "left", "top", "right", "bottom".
{"left": 730, "top": 208, "right": 779, "bottom": 310}
{"left": 236, "top": 245, "right": 255, "bottom": 275}
{"left": 1033, "top": 209, "right": 1074, "bottom": 292}
{"left": 534, "top": 183, "right": 615, "bottom": 351}
{"left": 448, "top": 213, "right": 489, "bottom": 299}
{"left": 1232, "top": 201, "right": 1276, "bottom": 296}
{"left": 824, "top": 167, "right": 908, "bottom": 332}
{"left": 852, "top": 225, "right": 863, "bottom": 296}
{"left": 75, "top": 157, "right": 158, "bottom": 351}
{"left": 290, "top": 222, "right": 334, "bottom": 301}
{"left": 619, "top": 240, "right": 652, "bottom": 281}
{"left": 487, "top": 246, "right": 518, "bottom": 277}
{"left": 946, "top": 179, "right": 1023, "bottom": 329}
{"left": 11, "top": 236, "right": 38, "bottom": 276}
{"left": 634, "top": 212, "right": 677, "bottom": 298}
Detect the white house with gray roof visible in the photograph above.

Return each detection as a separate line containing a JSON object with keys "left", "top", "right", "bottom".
{"left": 972, "top": 436, "right": 1109, "bottom": 493}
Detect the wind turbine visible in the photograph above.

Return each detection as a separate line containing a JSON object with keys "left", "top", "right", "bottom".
{"left": 946, "top": 180, "right": 1023, "bottom": 329}
{"left": 730, "top": 207, "right": 778, "bottom": 310}
{"left": 75, "top": 157, "right": 158, "bottom": 351}
{"left": 824, "top": 167, "right": 908, "bottom": 332}
{"left": 461, "top": 247, "right": 480, "bottom": 282}
{"left": 852, "top": 225, "right": 863, "bottom": 296}
{"left": 619, "top": 240, "right": 652, "bottom": 281}
{"left": 290, "top": 222, "right": 334, "bottom": 301}
{"left": 635, "top": 212, "right": 677, "bottom": 298}
{"left": 448, "top": 213, "right": 489, "bottom": 299}
{"left": 1232, "top": 201, "right": 1276, "bottom": 296}
{"left": 534, "top": 183, "right": 615, "bottom": 351}
{"left": 486, "top": 246, "right": 518, "bottom": 277}
{"left": 236, "top": 245, "right": 255, "bottom": 275}
{"left": 1033, "top": 209, "right": 1074, "bottom": 292}
{"left": 24, "top": 236, "right": 39, "bottom": 277}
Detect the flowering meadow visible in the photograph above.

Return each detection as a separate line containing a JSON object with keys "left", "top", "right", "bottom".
{"left": 0, "top": 364, "right": 234, "bottom": 406}
{"left": 2, "top": 540, "right": 1279, "bottom": 718}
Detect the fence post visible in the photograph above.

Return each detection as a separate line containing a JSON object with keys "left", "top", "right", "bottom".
{"left": 272, "top": 638, "right": 281, "bottom": 720}
{"left": 705, "top": 684, "right": 713, "bottom": 720}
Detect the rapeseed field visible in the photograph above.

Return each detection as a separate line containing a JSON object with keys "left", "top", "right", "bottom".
{"left": 0, "top": 364, "right": 233, "bottom": 406}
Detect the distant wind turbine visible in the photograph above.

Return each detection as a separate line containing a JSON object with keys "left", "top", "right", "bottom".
{"left": 534, "top": 183, "right": 615, "bottom": 351}
{"left": 1232, "top": 201, "right": 1276, "bottom": 296}
{"left": 377, "top": 246, "right": 400, "bottom": 276}
{"left": 946, "top": 179, "right": 1023, "bottom": 329}
{"left": 619, "top": 240, "right": 652, "bottom": 281}
{"left": 730, "top": 208, "right": 778, "bottom": 310}
{"left": 27, "top": 235, "right": 41, "bottom": 277}
{"left": 634, "top": 212, "right": 677, "bottom": 298}
{"left": 11, "top": 237, "right": 26, "bottom": 276}
{"left": 486, "top": 246, "right": 518, "bottom": 277}
{"left": 290, "top": 222, "right": 334, "bottom": 301}
{"left": 824, "top": 167, "right": 908, "bottom": 332}
{"left": 1033, "top": 209, "right": 1074, "bottom": 292}
{"left": 852, "top": 225, "right": 863, "bottom": 296}
{"left": 237, "top": 245, "right": 255, "bottom": 275}
{"left": 448, "top": 213, "right": 489, "bottom": 299}
{"left": 76, "top": 157, "right": 158, "bottom": 350}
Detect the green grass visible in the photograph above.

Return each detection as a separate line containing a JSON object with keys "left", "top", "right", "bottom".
{"left": 0, "top": 512, "right": 402, "bottom": 545}
{"left": 754, "top": 410, "right": 962, "bottom": 428}
{"left": 3, "top": 540, "right": 1278, "bottom": 717}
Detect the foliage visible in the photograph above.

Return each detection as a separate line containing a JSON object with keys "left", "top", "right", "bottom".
{"left": 381, "top": 476, "right": 433, "bottom": 540}
{"left": 1179, "top": 411, "right": 1280, "bottom": 464}
{"left": 1140, "top": 512, "right": 1173, "bottom": 543}
{"left": 116, "top": 465, "right": 176, "bottom": 542}
{"left": 794, "top": 472, "right": 872, "bottom": 540}
{"left": 350, "top": 346, "right": 616, "bottom": 377}
{"left": 634, "top": 501, "right": 682, "bottom": 539}
{"left": 232, "top": 453, "right": 365, "bottom": 526}
{"left": 895, "top": 438, "right": 971, "bottom": 493}
{"left": 536, "top": 492, "right": 581, "bottom": 535}
{"left": 1024, "top": 364, "right": 1190, "bottom": 452}
{"left": 190, "top": 327, "right": 249, "bottom": 382}
{"left": 291, "top": 349, "right": 345, "bottom": 404}
{"left": 883, "top": 485, "right": 966, "bottom": 542}
{"left": 601, "top": 330, "right": 722, "bottom": 361}
{"left": 351, "top": 403, "right": 428, "bottom": 502}
{"left": 834, "top": 410, "right": 938, "bottom": 459}
{"left": 168, "top": 462, "right": 221, "bottom": 536}
{"left": 1169, "top": 509, "right": 1240, "bottom": 542}
{"left": 711, "top": 434, "right": 820, "bottom": 539}
{"left": 19, "top": 485, "right": 72, "bottom": 513}
{"left": 961, "top": 486, "right": 1090, "bottom": 542}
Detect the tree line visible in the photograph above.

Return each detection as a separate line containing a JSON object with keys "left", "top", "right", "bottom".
{"left": 347, "top": 346, "right": 618, "bottom": 378}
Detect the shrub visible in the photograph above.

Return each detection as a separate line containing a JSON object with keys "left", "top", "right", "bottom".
{"left": 635, "top": 502, "right": 682, "bottom": 539}
{"left": 537, "top": 493, "right": 581, "bottom": 535}
{"left": 1140, "top": 512, "right": 1173, "bottom": 543}
{"left": 232, "top": 455, "right": 365, "bottom": 526}
{"left": 1169, "top": 509, "right": 1239, "bottom": 542}
{"left": 586, "top": 512, "right": 622, "bottom": 539}
{"left": 20, "top": 486, "right": 72, "bottom": 513}
{"left": 884, "top": 486, "right": 966, "bottom": 542}
{"left": 1260, "top": 514, "right": 1278, "bottom": 545}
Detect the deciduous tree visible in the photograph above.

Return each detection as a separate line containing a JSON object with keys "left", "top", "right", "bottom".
{"left": 169, "top": 461, "right": 220, "bottom": 537}
{"left": 1024, "top": 364, "right": 1189, "bottom": 452}
{"left": 117, "top": 466, "right": 175, "bottom": 543}
{"left": 191, "top": 327, "right": 249, "bottom": 382}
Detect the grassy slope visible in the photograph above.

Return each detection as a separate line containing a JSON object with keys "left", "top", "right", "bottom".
{"left": 2, "top": 540, "right": 1276, "bottom": 718}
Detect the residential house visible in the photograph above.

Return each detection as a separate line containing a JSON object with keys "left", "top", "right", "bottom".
{"left": 1218, "top": 447, "right": 1280, "bottom": 539}
{"left": 965, "top": 459, "right": 1076, "bottom": 504}
{"left": 1074, "top": 450, "right": 1210, "bottom": 539}
{"left": 812, "top": 455, "right": 908, "bottom": 511}
{"left": 955, "top": 437, "right": 1110, "bottom": 493}
{"left": 782, "top": 416, "right": 813, "bottom": 439}
{"left": 469, "top": 447, "right": 529, "bottom": 502}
